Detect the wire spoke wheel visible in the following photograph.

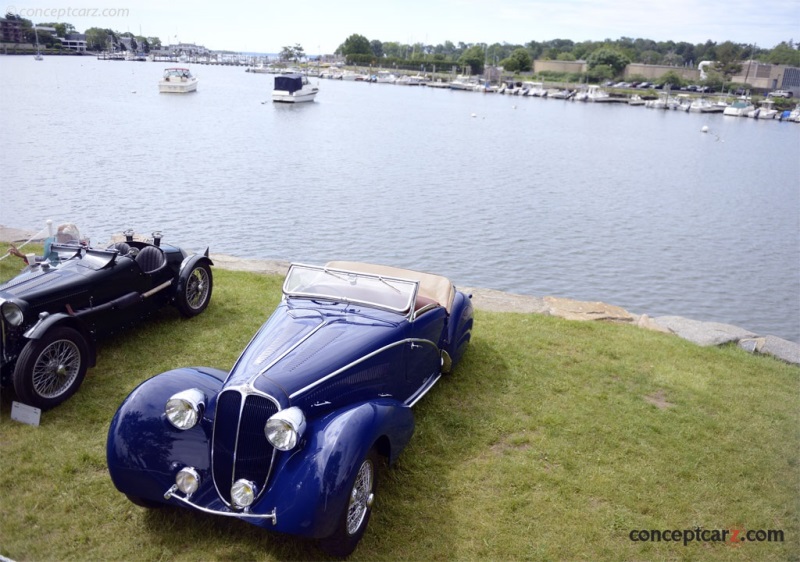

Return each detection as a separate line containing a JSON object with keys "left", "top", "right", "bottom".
{"left": 13, "top": 326, "right": 89, "bottom": 410}
{"left": 31, "top": 338, "right": 81, "bottom": 398}
{"left": 177, "top": 263, "right": 212, "bottom": 317}
{"left": 186, "top": 266, "right": 210, "bottom": 309}
{"left": 346, "top": 457, "right": 374, "bottom": 536}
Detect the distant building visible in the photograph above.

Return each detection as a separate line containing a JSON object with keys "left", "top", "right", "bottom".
{"left": 0, "top": 17, "right": 25, "bottom": 43}
{"left": 60, "top": 33, "right": 87, "bottom": 52}
{"left": 731, "top": 60, "right": 800, "bottom": 95}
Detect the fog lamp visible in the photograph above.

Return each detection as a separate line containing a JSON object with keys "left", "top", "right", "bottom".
{"left": 231, "top": 479, "right": 257, "bottom": 508}
{"left": 175, "top": 467, "right": 200, "bottom": 497}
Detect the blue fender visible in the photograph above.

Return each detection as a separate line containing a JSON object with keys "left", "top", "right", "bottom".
{"left": 447, "top": 291, "right": 474, "bottom": 367}
{"left": 106, "top": 366, "right": 227, "bottom": 501}
{"left": 266, "top": 400, "right": 414, "bottom": 539}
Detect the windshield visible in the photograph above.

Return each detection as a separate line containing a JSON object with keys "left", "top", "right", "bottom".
{"left": 283, "top": 264, "right": 418, "bottom": 314}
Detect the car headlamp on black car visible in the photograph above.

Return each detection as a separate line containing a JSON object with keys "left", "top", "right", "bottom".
{"left": 1, "top": 300, "right": 25, "bottom": 327}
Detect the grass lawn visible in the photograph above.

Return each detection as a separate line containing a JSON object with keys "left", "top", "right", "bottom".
{"left": 0, "top": 251, "right": 797, "bottom": 561}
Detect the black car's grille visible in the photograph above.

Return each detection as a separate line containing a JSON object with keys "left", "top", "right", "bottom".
{"left": 212, "top": 390, "right": 278, "bottom": 505}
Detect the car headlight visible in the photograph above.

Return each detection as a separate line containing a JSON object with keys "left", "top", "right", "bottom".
{"left": 165, "top": 388, "right": 206, "bottom": 430}
{"left": 175, "top": 467, "right": 200, "bottom": 497}
{"left": 1, "top": 301, "right": 24, "bottom": 327}
{"left": 231, "top": 479, "right": 257, "bottom": 508}
{"left": 264, "top": 407, "right": 306, "bottom": 451}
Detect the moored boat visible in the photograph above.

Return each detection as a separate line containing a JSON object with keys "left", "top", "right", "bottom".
{"left": 158, "top": 68, "right": 198, "bottom": 93}
{"left": 723, "top": 96, "right": 754, "bottom": 116}
{"left": 272, "top": 74, "right": 318, "bottom": 103}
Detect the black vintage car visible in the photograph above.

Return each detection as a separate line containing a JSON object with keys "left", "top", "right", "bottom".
{"left": 0, "top": 230, "right": 213, "bottom": 410}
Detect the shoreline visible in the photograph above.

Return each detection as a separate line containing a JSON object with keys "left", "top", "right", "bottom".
{"left": 1, "top": 225, "right": 797, "bottom": 365}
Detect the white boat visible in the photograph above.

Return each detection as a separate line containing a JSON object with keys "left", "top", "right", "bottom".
{"left": 628, "top": 94, "right": 645, "bottom": 106}
{"left": 524, "top": 82, "right": 546, "bottom": 97}
{"left": 756, "top": 99, "right": 779, "bottom": 119}
{"left": 449, "top": 77, "right": 474, "bottom": 91}
{"left": 673, "top": 94, "right": 691, "bottom": 111}
{"left": 375, "top": 70, "right": 396, "bottom": 84}
{"left": 723, "top": 96, "right": 755, "bottom": 116}
{"left": 341, "top": 70, "right": 364, "bottom": 81}
{"left": 586, "top": 84, "right": 613, "bottom": 102}
{"left": 699, "top": 96, "right": 729, "bottom": 113}
{"left": 158, "top": 68, "right": 198, "bottom": 93}
{"left": 272, "top": 74, "right": 318, "bottom": 103}
{"left": 546, "top": 88, "right": 571, "bottom": 99}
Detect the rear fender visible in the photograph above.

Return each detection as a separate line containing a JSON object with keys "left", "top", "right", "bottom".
{"left": 23, "top": 312, "right": 97, "bottom": 367}
{"left": 106, "top": 366, "right": 227, "bottom": 501}
{"left": 446, "top": 291, "right": 474, "bottom": 367}
{"left": 267, "top": 400, "right": 414, "bottom": 538}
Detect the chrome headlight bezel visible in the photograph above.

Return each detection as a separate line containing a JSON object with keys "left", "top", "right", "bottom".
{"left": 264, "top": 406, "right": 307, "bottom": 451}
{"left": 165, "top": 388, "right": 206, "bottom": 430}
{"left": 231, "top": 479, "right": 257, "bottom": 508}
{"left": 1, "top": 300, "right": 25, "bottom": 327}
{"left": 175, "top": 467, "right": 201, "bottom": 497}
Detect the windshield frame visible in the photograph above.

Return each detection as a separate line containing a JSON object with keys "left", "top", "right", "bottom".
{"left": 282, "top": 263, "right": 419, "bottom": 315}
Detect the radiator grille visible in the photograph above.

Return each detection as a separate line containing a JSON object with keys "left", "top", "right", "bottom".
{"left": 212, "top": 390, "right": 278, "bottom": 505}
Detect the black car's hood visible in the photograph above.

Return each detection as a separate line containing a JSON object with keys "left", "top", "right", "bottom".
{"left": 0, "top": 262, "right": 87, "bottom": 302}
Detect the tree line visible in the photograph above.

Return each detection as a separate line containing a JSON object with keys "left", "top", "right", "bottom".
{"left": 336, "top": 33, "right": 800, "bottom": 82}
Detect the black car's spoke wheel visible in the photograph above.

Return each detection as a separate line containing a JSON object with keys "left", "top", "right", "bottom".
{"left": 13, "top": 327, "right": 89, "bottom": 410}
{"left": 176, "top": 263, "right": 213, "bottom": 317}
{"left": 319, "top": 448, "right": 379, "bottom": 557}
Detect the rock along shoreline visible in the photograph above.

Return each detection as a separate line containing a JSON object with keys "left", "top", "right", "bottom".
{"left": 2, "top": 226, "right": 798, "bottom": 366}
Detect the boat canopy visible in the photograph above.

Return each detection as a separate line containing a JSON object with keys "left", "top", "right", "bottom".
{"left": 274, "top": 74, "right": 304, "bottom": 93}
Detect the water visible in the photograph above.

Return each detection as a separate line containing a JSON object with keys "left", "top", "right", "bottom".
{"left": 1, "top": 57, "right": 799, "bottom": 342}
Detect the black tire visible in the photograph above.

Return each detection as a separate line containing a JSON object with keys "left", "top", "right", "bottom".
{"left": 319, "top": 448, "right": 380, "bottom": 557}
{"left": 12, "top": 327, "right": 89, "bottom": 410}
{"left": 176, "top": 262, "right": 213, "bottom": 317}
{"left": 126, "top": 494, "right": 163, "bottom": 509}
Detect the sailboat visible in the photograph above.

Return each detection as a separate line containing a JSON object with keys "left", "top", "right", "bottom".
{"left": 34, "top": 26, "right": 43, "bottom": 60}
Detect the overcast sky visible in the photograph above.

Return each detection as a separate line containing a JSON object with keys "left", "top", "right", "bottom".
{"left": 11, "top": 0, "right": 799, "bottom": 54}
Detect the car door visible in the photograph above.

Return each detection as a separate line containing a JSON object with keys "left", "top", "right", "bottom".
{"left": 403, "top": 307, "right": 447, "bottom": 402}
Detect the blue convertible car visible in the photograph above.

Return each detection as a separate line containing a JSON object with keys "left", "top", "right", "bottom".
{"left": 107, "top": 261, "right": 473, "bottom": 556}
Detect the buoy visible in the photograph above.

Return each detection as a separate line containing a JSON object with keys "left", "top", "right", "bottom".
{"left": 701, "top": 125, "right": 709, "bottom": 133}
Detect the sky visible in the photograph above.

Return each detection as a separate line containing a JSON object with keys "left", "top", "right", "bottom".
{"left": 10, "top": 0, "right": 800, "bottom": 54}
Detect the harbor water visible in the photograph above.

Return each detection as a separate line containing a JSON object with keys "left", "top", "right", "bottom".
{"left": 1, "top": 56, "right": 798, "bottom": 342}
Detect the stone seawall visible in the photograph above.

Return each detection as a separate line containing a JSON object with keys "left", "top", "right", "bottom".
{"left": 2, "top": 226, "right": 797, "bottom": 365}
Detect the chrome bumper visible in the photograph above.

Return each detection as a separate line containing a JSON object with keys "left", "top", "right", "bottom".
{"left": 164, "top": 485, "right": 277, "bottom": 524}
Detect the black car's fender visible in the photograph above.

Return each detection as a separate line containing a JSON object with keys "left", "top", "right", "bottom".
{"left": 177, "top": 250, "right": 213, "bottom": 293}
{"left": 24, "top": 312, "right": 98, "bottom": 368}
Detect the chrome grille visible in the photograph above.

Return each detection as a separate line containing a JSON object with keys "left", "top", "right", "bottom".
{"left": 212, "top": 390, "right": 278, "bottom": 505}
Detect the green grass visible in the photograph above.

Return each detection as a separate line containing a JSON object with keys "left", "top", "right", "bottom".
{"left": 0, "top": 253, "right": 798, "bottom": 561}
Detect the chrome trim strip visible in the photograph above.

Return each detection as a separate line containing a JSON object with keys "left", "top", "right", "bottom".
{"left": 142, "top": 279, "right": 172, "bottom": 298}
{"left": 289, "top": 337, "right": 438, "bottom": 399}
{"left": 406, "top": 373, "right": 442, "bottom": 407}
{"left": 164, "top": 486, "right": 277, "bottom": 524}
